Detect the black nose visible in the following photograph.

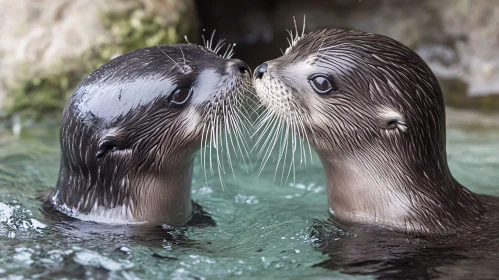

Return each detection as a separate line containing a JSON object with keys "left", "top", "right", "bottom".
{"left": 254, "top": 63, "right": 267, "bottom": 79}
{"left": 232, "top": 59, "right": 250, "bottom": 75}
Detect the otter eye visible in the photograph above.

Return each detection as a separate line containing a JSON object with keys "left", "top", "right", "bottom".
{"left": 170, "top": 87, "right": 193, "bottom": 105}
{"left": 308, "top": 74, "right": 337, "bottom": 95}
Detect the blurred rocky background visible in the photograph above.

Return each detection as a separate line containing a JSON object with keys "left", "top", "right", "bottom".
{"left": 1, "top": 0, "right": 498, "bottom": 122}
{"left": 0, "top": 0, "right": 197, "bottom": 120}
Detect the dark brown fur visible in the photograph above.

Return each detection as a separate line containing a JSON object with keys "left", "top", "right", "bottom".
{"left": 253, "top": 29, "right": 489, "bottom": 235}
{"left": 46, "top": 44, "right": 250, "bottom": 224}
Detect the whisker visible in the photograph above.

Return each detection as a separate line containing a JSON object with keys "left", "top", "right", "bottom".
{"left": 209, "top": 110, "right": 215, "bottom": 176}
{"left": 209, "top": 30, "right": 216, "bottom": 51}
{"left": 287, "top": 117, "right": 298, "bottom": 183}
{"left": 214, "top": 38, "right": 226, "bottom": 54}
{"left": 275, "top": 118, "right": 290, "bottom": 183}
{"left": 293, "top": 16, "right": 299, "bottom": 40}
{"left": 254, "top": 113, "right": 279, "bottom": 156}
{"left": 252, "top": 111, "right": 278, "bottom": 144}
{"left": 258, "top": 117, "right": 283, "bottom": 175}
{"left": 202, "top": 33, "right": 207, "bottom": 48}
{"left": 302, "top": 15, "right": 306, "bottom": 37}
{"left": 227, "top": 44, "right": 236, "bottom": 59}
{"left": 229, "top": 112, "right": 251, "bottom": 173}
{"left": 157, "top": 44, "right": 182, "bottom": 70}
{"left": 286, "top": 29, "right": 294, "bottom": 44}
{"left": 222, "top": 43, "right": 232, "bottom": 59}
{"left": 178, "top": 45, "right": 187, "bottom": 69}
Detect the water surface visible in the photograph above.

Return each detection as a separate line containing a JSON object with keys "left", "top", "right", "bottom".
{"left": 0, "top": 113, "right": 498, "bottom": 279}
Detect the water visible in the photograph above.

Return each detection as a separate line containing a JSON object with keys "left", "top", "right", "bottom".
{"left": 0, "top": 114, "right": 498, "bottom": 280}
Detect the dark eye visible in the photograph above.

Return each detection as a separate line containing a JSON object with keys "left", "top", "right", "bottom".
{"left": 170, "top": 87, "right": 192, "bottom": 105}
{"left": 308, "top": 74, "right": 337, "bottom": 95}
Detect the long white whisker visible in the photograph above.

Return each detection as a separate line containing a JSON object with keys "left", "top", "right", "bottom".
{"left": 252, "top": 113, "right": 279, "bottom": 149}
{"left": 179, "top": 45, "right": 187, "bottom": 69}
{"left": 286, "top": 117, "right": 297, "bottom": 183}
{"left": 287, "top": 29, "right": 294, "bottom": 43}
{"left": 209, "top": 30, "right": 216, "bottom": 51}
{"left": 227, "top": 44, "right": 236, "bottom": 59}
{"left": 275, "top": 118, "right": 289, "bottom": 183}
{"left": 222, "top": 43, "right": 231, "bottom": 59}
{"left": 214, "top": 39, "right": 226, "bottom": 54}
{"left": 258, "top": 118, "right": 283, "bottom": 175}
{"left": 293, "top": 16, "right": 299, "bottom": 40}
{"left": 157, "top": 44, "right": 182, "bottom": 70}
{"left": 255, "top": 113, "right": 279, "bottom": 157}
{"left": 302, "top": 15, "right": 306, "bottom": 37}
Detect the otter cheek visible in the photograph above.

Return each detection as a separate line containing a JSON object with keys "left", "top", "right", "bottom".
{"left": 182, "top": 107, "right": 202, "bottom": 138}
{"left": 306, "top": 94, "right": 331, "bottom": 132}
{"left": 309, "top": 107, "right": 330, "bottom": 132}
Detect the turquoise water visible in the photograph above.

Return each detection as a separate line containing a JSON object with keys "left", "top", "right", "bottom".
{"left": 0, "top": 114, "right": 498, "bottom": 279}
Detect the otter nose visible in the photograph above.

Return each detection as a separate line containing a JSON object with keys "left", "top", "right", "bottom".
{"left": 254, "top": 63, "right": 267, "bottom": 79}
{"left": 231, "top": 59, "right": 250, "bottom": 75}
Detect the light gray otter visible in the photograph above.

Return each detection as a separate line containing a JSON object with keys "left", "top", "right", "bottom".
{"left": 252, "top": 28, "right": 497, "bottom": 235}
{"left": 43, "top": 43, "right": 251, "bottom": 225}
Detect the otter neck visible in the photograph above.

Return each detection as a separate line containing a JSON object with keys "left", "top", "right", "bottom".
{"left": 53, "top": 157, "right": 194, "bottom": 225}
{"left": 133, "top": 158, "right": 194, "bottom": 224}
{"left": 319, "top": 150, "right": 484, "bottom": 234}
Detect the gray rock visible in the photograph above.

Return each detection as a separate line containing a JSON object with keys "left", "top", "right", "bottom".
{"left": 0, "top": 0, "right": 196, "bottom": 109}
{"left": 275, "top": 0, "right": 499, "bottom": 97}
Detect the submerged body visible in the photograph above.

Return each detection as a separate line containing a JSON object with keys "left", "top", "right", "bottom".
{"left": 313, "top": 195, "right": 499, "bottom": 278}
{"left": 252, "top": 28, "right": 497, "bottom": 236}
{"left": 45, "top": 44, "right": 251, "bottom": 225}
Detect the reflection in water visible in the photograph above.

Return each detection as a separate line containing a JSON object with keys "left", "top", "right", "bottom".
{"left": 308, "top": 118, "right": 499, "bottom": 279}
{"left": 0, "top": 116, "right": 498, "bottom": 279}
{"left": 313, "top": 195, "right": 499, "bottom": 279}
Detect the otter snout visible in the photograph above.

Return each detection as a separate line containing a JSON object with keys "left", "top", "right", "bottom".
{"left": 229, "top": 59, "right": 251, "bottom": 76}
{"left": 254, "top": 63, "right": 268, "bottom": 80}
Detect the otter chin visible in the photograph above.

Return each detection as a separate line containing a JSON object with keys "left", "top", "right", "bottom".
{"left": 45, "top": 43, "right": 251, "bottom": 225}
{"left": 252, "top": 28, "right": 492, "bottom": 235}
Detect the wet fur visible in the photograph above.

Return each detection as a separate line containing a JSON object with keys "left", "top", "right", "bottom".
{"left": 253, "top": 29, "right": 486, "bottom": 235}
{"left": 46, "top": 44, "right": 251, "bottom": 224}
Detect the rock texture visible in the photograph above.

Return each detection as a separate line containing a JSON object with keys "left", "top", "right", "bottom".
{"left": 275, "top": 0, "right": 499, "bottom": 97}
{"left": 1, "top": 0, "right": 498, "bottom": 115}
{"left": 0, "top": 0, "right": 197, "bottom": 109}
{"left": 199, "top": 0, "right": 499, "bottom": 102}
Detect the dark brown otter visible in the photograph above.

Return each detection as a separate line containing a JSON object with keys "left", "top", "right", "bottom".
{"left": 252, "top": 28, "right": 495, "bottom": 235}
{"left": 44, "top": 43, "right": 251, "bottom": 225}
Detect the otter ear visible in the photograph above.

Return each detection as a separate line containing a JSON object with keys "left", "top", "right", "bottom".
{"left": 377, "top": 107, "right": 408, "bottom": 133}
{"left": 96, "top": 130, "right": 127, "bottom": 158}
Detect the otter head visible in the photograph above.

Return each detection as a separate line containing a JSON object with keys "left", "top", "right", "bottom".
{"left": 50, "top": 44, "right": 251, "bottom": 224}
{"left": 253, "top": 29, "right": 483, "bottom": 234}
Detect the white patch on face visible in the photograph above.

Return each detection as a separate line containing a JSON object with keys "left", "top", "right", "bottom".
{"left": 77, "top": 77, "right": 174, "bottom": 121}
{"left": 190, "top": 69, "right": 223, "bottom": 106}
{"left": 309, "top": 107, "right": 331, "bottom": 132}
{"left": 182, "top": 106, "right": 201, "bottom": 136}
{"left": 180, "top": 66, "right": 245, "bottom": 137}
{"left": 282, "top": 59, "right": 315, "bottom": 78}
